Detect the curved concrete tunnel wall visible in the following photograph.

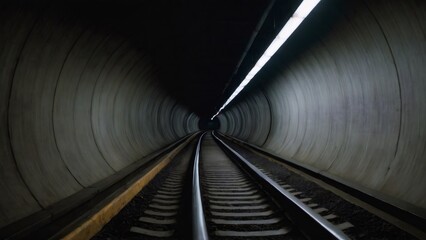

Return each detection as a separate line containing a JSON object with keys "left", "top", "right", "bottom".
{"left": 0, "top": 5, "right": 198, "bottom": 227}
{"left": 219, "top": 0, "right": 426, "bottom": 215}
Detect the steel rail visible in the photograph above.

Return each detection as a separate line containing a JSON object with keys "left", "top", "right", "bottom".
{"left": 192, "top": 132, "right": 209, "bottom": 240}
{"left": 212, "top": 131, "right": 350, "bottom": 240}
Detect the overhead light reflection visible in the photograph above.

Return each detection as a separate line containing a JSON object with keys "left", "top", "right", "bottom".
{"left": 211, "top": 0, "right": 321, "bottom": 120}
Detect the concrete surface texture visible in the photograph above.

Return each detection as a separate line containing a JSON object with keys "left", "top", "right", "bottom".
{"left": 219, "top": 0, "right": 426, "bottom": 214}
{"left": 0, "top": 5, "right": 198, "bottom": 227}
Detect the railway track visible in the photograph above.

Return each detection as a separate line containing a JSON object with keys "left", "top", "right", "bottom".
{"left": 125, "top": 141, "right": 194, "bottom": 239}
{"left": 93, "top": 132, "right": 355, "bottom": 239}
{"left": 199, "top": 134, "right": 297, "bottom": 239}
{"left": 192, "top": 133, "right": 349, "bottom": 240}
{"left": 128, "top": 150, "right": 189, "bottom": 238}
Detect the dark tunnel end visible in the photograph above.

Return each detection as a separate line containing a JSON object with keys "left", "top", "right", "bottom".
{"left": 198, "top": 117, "right": 220, "bottom": 130}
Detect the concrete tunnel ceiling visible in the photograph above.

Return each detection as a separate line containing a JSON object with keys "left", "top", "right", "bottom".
{"left": 1, "top": 0, "right": 425, "bottom": 231}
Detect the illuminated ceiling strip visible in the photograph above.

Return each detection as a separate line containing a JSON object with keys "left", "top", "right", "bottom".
{"left": 211, "top": 0, "right": 321, "bottom": 120}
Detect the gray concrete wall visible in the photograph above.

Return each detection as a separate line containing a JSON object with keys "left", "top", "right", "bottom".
{"left": 0, "top": 5, "right": 198, "bottom": 227}
{"left": 219, "top": 0, "right": 426, "bottom": 214}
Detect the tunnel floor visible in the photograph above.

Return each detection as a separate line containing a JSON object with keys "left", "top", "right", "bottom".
{"left": 91, "top": 133, "right": 417, "bottom": 240}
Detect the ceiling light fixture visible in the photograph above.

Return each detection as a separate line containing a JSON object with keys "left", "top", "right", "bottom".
{"left": 211, "top": 0, "right": 321, "bottom": 120}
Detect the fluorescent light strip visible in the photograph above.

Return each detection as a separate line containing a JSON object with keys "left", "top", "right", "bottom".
{"left": 211, "top": 0, "right": 321, "bottom": 120}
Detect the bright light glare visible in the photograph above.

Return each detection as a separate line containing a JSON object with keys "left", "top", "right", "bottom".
{"left": 211, "top": 0, "right": 321, "bottom": 120}
{"left": 295, "top": 0, "right": 321, "bottom": 18}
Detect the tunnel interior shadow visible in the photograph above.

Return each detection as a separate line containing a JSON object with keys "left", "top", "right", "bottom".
{"left": 198, "top": 117, "right": 220, "bottom": 130}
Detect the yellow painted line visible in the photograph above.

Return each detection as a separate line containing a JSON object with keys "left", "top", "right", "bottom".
{"left": 62, "top": 134, "right": 197, "bottom": 240}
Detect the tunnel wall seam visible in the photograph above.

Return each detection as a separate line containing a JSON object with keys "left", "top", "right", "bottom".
{"left": 259, "top": 88, "right": 273, "bottom": 147}
{"left": 88, "top": 38, "right": 127, "bottom": 173}
{"left": 5, "top": 5, "right": 44, "bottom": 212}
{"left": 67, "top": 31, "right": 117, "bottom": 174}
{"left": 363, "top": 0, "right": 403, "bottom": 162}
{"left": 51, "top": 26, "right": 87, "bottom": 188}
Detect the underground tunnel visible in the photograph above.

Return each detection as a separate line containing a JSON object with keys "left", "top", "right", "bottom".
{"left": 0, "top": 0, "right": 425, "bottom": 239}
